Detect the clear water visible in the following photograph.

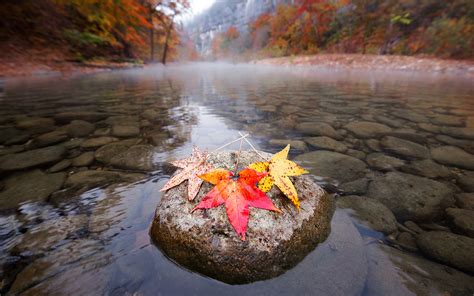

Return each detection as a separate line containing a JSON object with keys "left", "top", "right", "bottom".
{"left": 0, "top": 64, "right": 473, "bottom": 295}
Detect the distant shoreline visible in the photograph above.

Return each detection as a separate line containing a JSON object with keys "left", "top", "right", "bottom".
{"left": 253, "top": 54, "right": 474, "bottom": 77}
{"left": 2, "top": 53, "right": 474, "bottom": 79}
{"left": 0, "top": 59, "right": 144, "bottom": 79}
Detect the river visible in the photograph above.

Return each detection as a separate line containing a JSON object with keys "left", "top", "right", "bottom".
{"left": 0, "top": 63, "right": 473, "bottom": 295}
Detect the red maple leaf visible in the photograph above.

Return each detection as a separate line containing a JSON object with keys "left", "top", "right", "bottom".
{"left": 192, "top": 168, "right": 281, "bottom": 240}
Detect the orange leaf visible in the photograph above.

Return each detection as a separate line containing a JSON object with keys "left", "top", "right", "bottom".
{"left": 192, "top": 168, "right": 281, "bottom": 240}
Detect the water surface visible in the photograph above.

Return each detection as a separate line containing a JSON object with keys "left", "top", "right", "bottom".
{"left": 0, "top": 64, "right": 473, "bottom": 295}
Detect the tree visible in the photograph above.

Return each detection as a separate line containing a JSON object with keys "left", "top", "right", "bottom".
{"left": 152, "top": 0, "right": 189, "bottom": 64}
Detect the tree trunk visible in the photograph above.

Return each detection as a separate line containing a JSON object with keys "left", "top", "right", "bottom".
{"left": 380, "top": 23, "right": 394, "bottom": 55}
{"left": 150, "top": 28, "right": 155, "bottom": 62}
{"left": 162, "top": 21, "right": 174, "bottom": 64}
{"left": 149, "top": 13, "right": 155, "bottom": 62}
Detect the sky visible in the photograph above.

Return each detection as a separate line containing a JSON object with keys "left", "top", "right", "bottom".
{"left": 190, "top": 0, "right": 215, "bottom": 15}
{"left": 179, "top": 0, "right": 215, "bottom": 22}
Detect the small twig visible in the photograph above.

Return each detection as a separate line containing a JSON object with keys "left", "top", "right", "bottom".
{"left": 211, "top": 133, "right": 249, "bottom": 153}
{"left": 234, "top": 137, "right": 244, "bottom": 175}
{"left": 238, "top": 132, "right": 268, "bottom": 160}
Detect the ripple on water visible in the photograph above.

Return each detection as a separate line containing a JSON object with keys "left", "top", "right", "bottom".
{"left": 0, "top": 64, "right": 474, "bottom": 294}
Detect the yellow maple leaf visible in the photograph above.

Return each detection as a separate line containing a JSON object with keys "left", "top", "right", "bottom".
{"left": 249, "top": 144, "right": 308, "bottom": 208}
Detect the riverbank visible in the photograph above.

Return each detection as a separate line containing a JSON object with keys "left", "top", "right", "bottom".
{"left": 254, "top": 54, "right": 474, "bottom": 77}
{"left": 0, "top": 46, "right": 144, "bottom": 78}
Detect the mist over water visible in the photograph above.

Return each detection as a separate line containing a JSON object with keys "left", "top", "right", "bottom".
{"left": 0, "top": 63, "right": 473, "bottom": 295}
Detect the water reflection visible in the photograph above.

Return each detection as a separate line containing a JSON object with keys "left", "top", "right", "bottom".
{"left": 0, "top": 64, "right": 473, "bottom": 295}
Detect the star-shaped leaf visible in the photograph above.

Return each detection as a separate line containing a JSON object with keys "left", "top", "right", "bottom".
{"left": 192, "top": 168, "right": 281, "bottom": 240}
{"left": 160, "top": 146, "right": 214, "bottom": 201}
{"left": 249, "top": 144, "right": 308, "bottom": 208}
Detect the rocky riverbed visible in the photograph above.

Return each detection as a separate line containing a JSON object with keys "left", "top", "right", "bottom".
{"left": 0, "top": 112, "right": 182, "bottom": 212}
{"left": 0, "top": 64, "right": 473, "bottom": 294}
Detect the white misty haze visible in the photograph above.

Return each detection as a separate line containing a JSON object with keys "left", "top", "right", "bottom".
{"left": 177, "top": 0, "right": 215, "bottom": 22}
{"left": 190, "top": 0, "right": 215, "bottom": 14}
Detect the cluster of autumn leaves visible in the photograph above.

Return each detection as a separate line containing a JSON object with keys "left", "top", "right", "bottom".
{"left": 160, "top": 144, "right": 308, "bottom": 240}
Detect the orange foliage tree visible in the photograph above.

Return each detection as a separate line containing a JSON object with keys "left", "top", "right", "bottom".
{"left": 212, "top": 26, "right": 242, "bottom": 59}
{"left": 0, "top": 0, "right": 190, "bottom": 62}
{"left": 241, "top": 0, "right": 474, "bottom": 59}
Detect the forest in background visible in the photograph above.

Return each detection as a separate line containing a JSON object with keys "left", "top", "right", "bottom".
{"left": 0, "top": 0, "right": 472, "bottom": 74}
{"left": 0, "top": 0, "right": 194, "bottom": 66}
{"left": 211, "top": 0, "right": 474, "bottom": 60}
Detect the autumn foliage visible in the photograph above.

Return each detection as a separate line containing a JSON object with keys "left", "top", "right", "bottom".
{"left": 0, "top": 0, "right": 189, "bottom": 63}
{"left": 193, "top": 168, "right": 281, "bottom": 241}
{"left": 161, "top": 143, "right": 310, "bottom": 240}
{"left": 212, "top": 26, "right": 242, "bottom": 59}
{"left": 209, "top": 0, "right": 473, "bottom": 60}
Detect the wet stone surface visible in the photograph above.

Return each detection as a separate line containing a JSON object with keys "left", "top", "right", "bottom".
{"left": 367, "top": 172, "right": 455, "bottom": 222}
{"left": 0, "top": 64, "right": 473, "bottom": 294}
{"left": 151, "top": 151, "right": 335, "bottom": 284}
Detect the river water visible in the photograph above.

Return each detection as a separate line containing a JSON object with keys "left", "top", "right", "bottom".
{"left": 0, "top": 63, "right": 473, "bottom": 295}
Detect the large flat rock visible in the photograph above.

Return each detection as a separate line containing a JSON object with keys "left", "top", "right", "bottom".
{"left": 151, "top": 151, "right": 335, "bottom": 284}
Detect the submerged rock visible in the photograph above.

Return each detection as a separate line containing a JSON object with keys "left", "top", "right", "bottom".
{"left": 13, "top": 215, "right": 88, "bottom": 256}
{"left": 81, "top": 137, "right": 119, "bottom": 148}
{"left": 9, "top": 239, "right": 107, "bottom": 295}
{"left": 401, "top": 159, "right": 452, "bottom": 179}
{"left": 150, "top": 151, "right": 335, "bottom": 284}
{"left": 294, "top": 151, "right": 367, "bottom": 183}
{"left": 393, "top": 110, "right": 429, "bottom": 123}
{"left": 440, "top": 127, "right": 474, "bottom": 140}
{"left": 47, "top": 159, "right": 72, "bottom": 173}
{"left": 339, "top": 178, "right": 369, "bottom": 195}
{"left": 269, "top": 139, "right": 307, "bottom": 151}
{"left": 337, "top": 195, "right": 397, "bottom": 234}
{"left": 58, "top": 120, "right": 95, "bottom": 137}
{"left": 436, "top": 135, "right": 474, "bottom": 154}
{"left": 0, "top": 170, "right": 66, "bottom": 210}
{"left": 0, "top": 127, "right": 28, "bottom": 145}
{"left": 304, "top": 136, "right": 347, "bottom": 152}
{"left": 456, "top": 193, "right": 474, "bottom": 210}
{"left": 54, "top": 111, "right": 107, "bottom": 123}
{"left": 106, "top": 145, "right": 157, "bottom": 171}
{"left": 380, "top": 136, "right": 430, "bottom": 159}
{"left": 64, "top": 170, "right": 144, "bottom": 189}
{"left": 0, "top": 145, "right": 66, "bottom": 171}
{"left": 417, "top": 231, "right": 474, "bottom": 274}
{"left": 15, "top": 117, "right": 56, "bottom": 134}
{"left": 0, "top": 145, "right": 24, "bottom": 156}
{"left": 445, "top": 208, "right": 474, "bottom": 238}
{"left": 111, "top": 125, "right": 140, "bottom": 137}
{"left": 365, "top": 244, "right": 474, "bottom": 295}
{"left": 366, "top": 153, "right": 405, "bottom": 171}
{"left": 458, "top": 173, "right": 474, "bottom": 192}
{"left": 367, "top": 172, "right": 454, "bottom": 222}
{"left": 295, "top": 122, "right": 341, "bottom": 140}
{"left": 431, "top": 146, "right": 474, "bottom": 170}
{"left": 396, "top": 232, "right": 418, "bottom": 251}
{"left": 344, "top": 121, "right": 392, "bottom": 138}
{"left": 31, "top": 130, "right": 69, "bottom": 148}
{"left": 431, "top": 114, "right": 464, "bottom": 127}
{"left": 71, "top": 152, "right": 95, "bottom": 167}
